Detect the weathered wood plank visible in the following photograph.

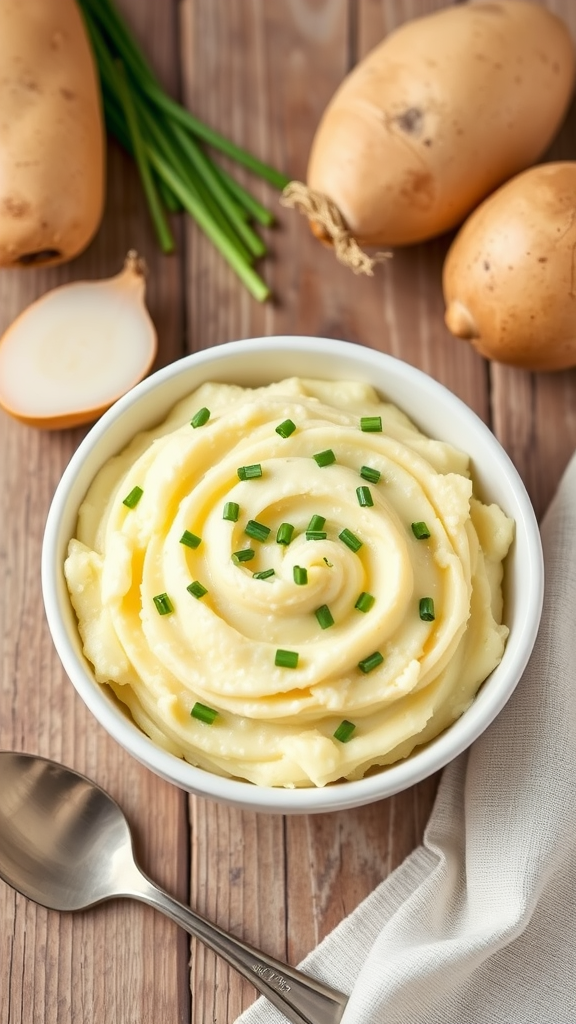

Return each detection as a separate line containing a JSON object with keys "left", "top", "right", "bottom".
{"left": 0, "top": 2, "right": 189, "bottom": 1022}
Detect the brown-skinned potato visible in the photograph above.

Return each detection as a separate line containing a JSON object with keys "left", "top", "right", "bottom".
{"left": 443, "top": 162, "right": 576, "bottom": 371}
{"left": 0, "top": 0, "right": 105, "bottom": 268}
{"left": 301, "top": 1, "right": 575, "bottom": 253}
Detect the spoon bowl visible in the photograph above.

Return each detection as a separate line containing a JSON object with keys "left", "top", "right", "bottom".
{"left": 0, "top": 751, "right": 348, "bottom": 1024}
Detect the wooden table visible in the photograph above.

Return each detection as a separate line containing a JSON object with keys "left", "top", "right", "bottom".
{"left": 1, "top": 1, "right": 575, "bottom": 1021}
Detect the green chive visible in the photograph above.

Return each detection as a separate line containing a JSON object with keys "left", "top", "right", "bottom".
{"left": 180, "top": 530, "right": 201, "bottom": 549}
{"left": 355, "top": 592, "right": 375, "bottom": 613}
{"left": 253, "top": 568, "right": 275, "bottom": 580}
{"left": 245, "top": 519, "right": 271, "bottom": 542}
{"left": 313, "top": 449, "right": 336, "bottom": 467}
{"left": 275, "top": 649, "right": 299, "bottom": 669}
{"left": 306, "top": 531, "right": 327, "bottom": 541}
{"left": 275, "top": 418, "right": 296, "bottom": 438}
{"left": 339, "top": 528, "right": 363, "bottom": 552}
{"left": 276, "top": 522, "right": 294, "bottom": 545}
{"left": 333, "top": 720, "right": 356, "bottom": 743}
{"left": 360, "top": 416, "right": 382, "bottom": 433}
{"left": 122, "top": 485, "right": 143, "bottom": 509}
{"left": 360, "top": 465, "right": 381, "bottom": 484}
{"left": 153, "top": 593, "right": 174, "bottom": 615}
{"left": 191, "top": 702, "right": 218, "bottom": 724}
{"left": 187, "top": 580, "right": 208, "bottom": 599}
{"left": 315, "top": 604, "right": 334, "bottom": 630}
{"left": 237, "top": 464, "right": 262, "bottom": 480}
{"left": 293, "top": 565, "right": 308, "bottom": 585}
{"left": 223, "top": 501, "right": 240, "bottom": 522}
{"left": 419, "top": 597, "right": 435, "bottom": 621}
{"left": 308, "top": 515, "right": 326, "bottom": 532}
{"left": 412, "top": 521, "right": 431, "bottom": 540}
{"left": 190, "top": 407, "right": 210, "bottom": 428}
{"left": 358, "top": 651, "right": 383, "bottom": 674}
{"left": 232, "top": 548, "right": 255, "bottom": 564}
{"left": 357, "top": 486, "right": 374, "bottom": 508}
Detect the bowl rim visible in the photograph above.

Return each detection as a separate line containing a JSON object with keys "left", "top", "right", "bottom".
{"left": 42, "top": 336, "right": 544, "bottom": 813}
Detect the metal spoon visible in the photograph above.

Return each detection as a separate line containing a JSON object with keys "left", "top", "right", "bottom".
{"left": 0, "top": 751, "right": 348, "bottom": 1024}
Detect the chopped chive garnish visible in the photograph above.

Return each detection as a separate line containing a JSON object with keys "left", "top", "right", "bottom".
{"left": 419, "top": 597, "right": 435, "bottom": 621}
{"left": 360, "top": 416, "right": 382, "bottom": 432}
{"left": 339, "top": 528, "right": 363, "bottom": 552}
{"left": 356, "top": 486, "right": 374, "bottom": 508}
{"left": 245, "top": 519, "right": 271, "bottom": 542}
{"left": 253, "top": 568, "right": 275, "bottom": 580}
{"left": 180, "top": 530, "right": 202, "bottom": 549}
{"left": 191, "top": 701, "right": 218, "bottom": 724}
{"left": 187, "top": 580, "right": 208, "bottom": 599}
{"left": 333, "top": 720, "right": 356, "bottom": 743}
{"left": 237, "top": 463, "right": 262, "bottom": 480}
{"left": 323, "top": 557, "right": 333, "bottom": 567}
{"left": 122, "top": 485, "right": 143, "bottom": 509}
{"left": 358, "top": 651, "right": 383, "bottom": 674}
{"left": 315, "top": 604, "right": 334, "bottom": 630}
{"left": 306, "top": 531, "right": 327, "bottom": 541}
{"left": 153, "top": 593, "right": 174, "bottom": 615}
{"left": 355, "top": 592, "right": 375, "bottom": 613}
{"left": 308, "top": 514, "right": 326, "bottom": 532}
{"left": 412, "top": 521, "right": 431, "bottom": 540}
{"left": 293, "top": 565, "right": 308, "bottom": 585}
{"left": 360, "top": 465, "right": 381, "bottom": 484}
{"left": 223, "top": 501, "right": 240, "bottom": 522}
{"left": 275, "top": 418, "right": 296, "bottom": 438}
{"left": 313, "top": 449, "right": 336, "bottom": 467}
{"left": 275, "top": 649, "right": 299, "bottom": 669}
{"left": 276, "top": 522, "right": 294, "bottom": 545}
{"left": 232, "top": 548, "right": 255, "bottom": 564}
{"left": 190, "top": 407, "right": 210, "bottom": 428}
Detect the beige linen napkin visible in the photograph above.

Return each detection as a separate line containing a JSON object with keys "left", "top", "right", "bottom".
{"left": 236, "top": 454, "right": 576, "bottom": 1024}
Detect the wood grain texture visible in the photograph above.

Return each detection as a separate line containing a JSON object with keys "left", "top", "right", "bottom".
{"left": 2, "top": 1, "right": 576, "bottom": 1022}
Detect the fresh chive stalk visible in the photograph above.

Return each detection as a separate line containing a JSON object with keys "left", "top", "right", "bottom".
{"left": 191, "top": 407, "right": 210, "bottom": 428}
{"left": 355, "top": 592, "right": 375, "bottom": 613}
{"left": 245, "top": 519, "right": 271, "bottom": 542}
{"left": 339, "top": 528, "right": 362, "bottom": 552}
{"left": 122, "top": 485, "right": 143, "bottom": 509}
{"left": 315, "top": 605, "right": 334, "bottom": 630}
{"left": 313, "top": 449, "right": 336, "bottom": 467}
{"left": 411, "top": 521, "right": 431, "bottom": 540}
{"left": 293, "top": 565, "right": 308, "bottom": 585}
{"left": 360, "top": 416, "right": 383, "bottom": 433}
{"left": 333, "top": 720, "right": 356, "bottom": 743}
{"left": 237, "top": 464, "right": 262, "bottom": 480}
{"left": 356, "top": 486, "right": 374, "bottom": 508}
{"left": 180, "top": 530, "right": 202, "bottom": 549}
{"left": 275, "top": 649, "right": 299, "bottom": 669}
{"left": 153, "top": 593, "right": 174, "bottom": 616}
{"left": 253, "top": 568, "right": 275, "bottom": 580}
{"left": 358, "top": 651, "right": 383, "bottom": 674}
{"left": 276, "top": 523, "right": 294, "bottom": 545}
{"left": 275, "top": 418, "right": 296, "bottom": 438}
{"left": 419, "top": 597, "right": 436, "bottom": 621}
{"left": 223, "top": 502, "right": 240, "bottom": 522}
{"left": 187, "top": 581, "right": 208, "bottom": 599}
{"left": 360, "top": 465, "right": 381, "bottom": 484}
{"left": 232, "top": 548, "right": 255, "bottom": 564}
{"left": 191, "top": 702, "right": 218, "bottom": 724}
{"left": 308, "top": 515, "right": 326, "bottom": 532}
{"left": 306, "top": 531, "right": 327, "bottom": 541}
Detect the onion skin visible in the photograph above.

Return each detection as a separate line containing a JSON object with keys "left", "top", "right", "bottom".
{"left": 0, "top": 0, "right": 105, "bottom": 269}
{"left": 306, "top": 1, "right": 575, "bottom": 248}
{"left": 443, "top": 162, "right": 576, "bottom": 372}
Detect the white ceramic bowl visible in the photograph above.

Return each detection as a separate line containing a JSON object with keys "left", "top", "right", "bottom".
{"left": 42, "top": 337, "right": 544, "bottom": 813}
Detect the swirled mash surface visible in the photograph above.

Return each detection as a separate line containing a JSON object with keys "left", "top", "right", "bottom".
{"left": 64, "top": 379, "right": 514, "bottom": 788}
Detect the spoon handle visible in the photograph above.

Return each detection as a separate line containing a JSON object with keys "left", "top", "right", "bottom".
{"left": 131, "top": 871, "right": 348, "bottom": 1024}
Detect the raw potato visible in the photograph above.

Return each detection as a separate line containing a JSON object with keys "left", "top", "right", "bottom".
{"left": 443, "top": 162, "right": 576, "bottom": 371}
{"left": 299, "top": 1, "right": 575, "bottom": 254}
{"left": 0, "top": 0, "right": 105, "bottom": 268}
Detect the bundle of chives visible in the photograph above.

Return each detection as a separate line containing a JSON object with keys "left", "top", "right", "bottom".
{"left": 78, "top": 0, "right": 289, "bottom": 301}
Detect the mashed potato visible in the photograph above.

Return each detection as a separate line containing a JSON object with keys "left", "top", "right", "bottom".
{"left": 64, "top": 378, "right": 513, "bottom": 788}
